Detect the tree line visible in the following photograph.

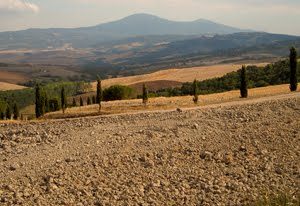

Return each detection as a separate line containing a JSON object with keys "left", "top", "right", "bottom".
{"left": 0, "top": 47, "right": 298, "bottom": 120}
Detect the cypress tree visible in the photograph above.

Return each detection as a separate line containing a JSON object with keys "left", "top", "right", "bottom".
{"left": 61, "top": 87, "right": 66, "bottom": 114}
{"left": 96, "top": 78, "right": 102, "bottom": 111}
{"left": 142, "top": 84, "right": 148, "bottom": 105}
{"left": 40, "top": 91, "right": 46, "bottom": 116}
{"left": 44, "top": 93, "right": 49, "bottom": 113}
{"left": 72, "top": 98, "right": 76, "bottom": 107}
{"left": 290, "top": 47, "right": 298, "bottom": 91}
{"left": 192, "top": 79, "right": 199, "bottom": 104}
{"left": 87, "top": 97, "right": 91, "bottom": 105}
{"left": 35, "top": 84, "right": 42, "bottom": 118}
{"left": 0, "top": 111, "right": 4, "bottom": 120}
{"left": 13, "top": 103, "right": 19, "bottom": 120}
{"left": 6, "top": 106, "right": 11, "bottom": 120}
{"left": 92, "top": 96, "right": 96, "bottom": 104}
{"left": 240, "top": 65, "right": 248, "bottom": 98}
{"left": 80, "top": 96, "right": 84, "bottom": 106}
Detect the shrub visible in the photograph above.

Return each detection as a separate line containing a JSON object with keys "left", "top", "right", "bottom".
{"left": 103, "top": 85, "right": 136, "bottom": 101}
{"left": 49, "top": 99, "right": 60, "bottom": 112}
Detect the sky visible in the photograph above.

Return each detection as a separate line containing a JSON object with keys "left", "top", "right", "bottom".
{"left": 0, "top": 0, "right": 299, "bottom": 35}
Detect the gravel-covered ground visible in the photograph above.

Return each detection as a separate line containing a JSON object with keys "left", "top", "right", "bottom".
{"left": 0, "top": 93, "right": 299, "bottom": 205}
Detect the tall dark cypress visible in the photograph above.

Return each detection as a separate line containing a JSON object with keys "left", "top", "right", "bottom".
{"left": 240, "top": 65, "right": 248, "bottom": 98}
{"left": 0, "top": 111, "right": 4, "bottom": 120}
{"left": 193, "top": 79, "right": 199, "bottom": 104}
{"left": 96, "top": 78, "right": 102, "bottom": 111}
{"left": 290, "top": 47, "right": 298, "bottom": 91}
{"left": 61, "top": 87, "right": 66, "bottom": 114}
{"left": 142, "top": 84, "right": 148, "bottom": 105}
{"left": 13, "top": 103, "right": 19, "bottom": 120}
{"left": 92, "top": 96, "right": 96, "bottom": 104}
{"left": 6, "top": 106, "right": 11, "bottom": 120}
{"left": 72, "top": 98, "right": 77, "bottom": 107}
{"left": 80, "top": 96, "right": 84, "bottom": 106}
{"left": 35, "top": 84, "right": 42, "bottom": 118}
{"left": 87, "top": 97, "right": 91, "bottom": 105}
{"left": 44, "top": 93, "right": 49, "bottom": 113}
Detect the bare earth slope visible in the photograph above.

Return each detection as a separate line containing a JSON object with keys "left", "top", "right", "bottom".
{"left": 0, "top": 93, "right": 299, "bottom": 205}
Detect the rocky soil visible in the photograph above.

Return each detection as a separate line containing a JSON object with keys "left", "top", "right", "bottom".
{"left": 0, "top": 93, "right": 299, "bottom": 205}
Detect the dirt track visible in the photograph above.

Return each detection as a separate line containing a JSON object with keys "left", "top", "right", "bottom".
{"left": 0, "top": 93, "right": 299, "bottom": 205}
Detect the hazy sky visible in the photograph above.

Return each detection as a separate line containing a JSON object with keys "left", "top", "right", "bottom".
{"left": 0, "top": 0, "right": 299, "bottom": 35}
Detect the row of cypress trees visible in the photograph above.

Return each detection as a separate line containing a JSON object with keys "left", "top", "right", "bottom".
{"left": 191, "top": 47, "right": 298, "bottom": 103}
{"left": 35, "top": 78, "right": 104, "bottom": 118}
{"left": 0, "top": 103, "right": 19, "bottom": 120}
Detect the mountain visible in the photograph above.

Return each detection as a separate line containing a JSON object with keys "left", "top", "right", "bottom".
{"left": 0, "top": 13, "right": 247, "bottom": 50}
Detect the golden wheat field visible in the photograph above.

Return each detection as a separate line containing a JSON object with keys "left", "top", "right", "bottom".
{"left": 91, "top": 63, "right": 269, "bottom": 91}
{"left": 44, "top": 84, "right": 298, "bottom": 119}
{"left": 0, "top": 81, "right": 27, "bottom": 91}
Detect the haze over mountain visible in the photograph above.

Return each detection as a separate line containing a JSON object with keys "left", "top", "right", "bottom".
{"left": 0, "top": 13, "right": 248, "bottom": 50}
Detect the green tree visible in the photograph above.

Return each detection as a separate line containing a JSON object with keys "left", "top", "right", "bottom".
{"left": 80, "top": 96, "right": 84, "bottom": 106}
{"left": 96, "top": 78, "right": 102, "bottom": 112}
{"left": 13, "top": 103, "right": 19, "bottom": 120}
{"left": 240, "top": 65, "right": 248, "bottom": 98}
{"left": 92, "top": 96, "right": 96, "bottom": 104}
{"left": 6, "top": 105, "right": 11, "bottom": 120}
{"left": 61, "top": 87, "right": 66, "bottom": 114}
{"left": 290, "top": 47, "right": 298, "bottom": 91}
{"left": 35, "top": 84, "right": 43, "bottom": 118}
{"left": 72, "top": 98, "right": 77, "bottom": 107}
{"left": 142, "top": 84, "right": 148, "bottom": 105}
{"left": 87, "top": 97, "right": 91, "bottom": 105}
{"left": 192, "top": 79, "right": 199, "bottom": 104}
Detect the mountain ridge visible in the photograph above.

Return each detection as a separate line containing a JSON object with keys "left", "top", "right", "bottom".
{"left": 0, "top": 13, "right": 248, "bottom": 50}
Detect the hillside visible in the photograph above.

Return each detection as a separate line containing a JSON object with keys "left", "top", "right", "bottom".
{"left": 0, "top": 93, "right": 299, "bottom": 205}
{"left": 91, "top": 63, "right": 268, "bottom": 91}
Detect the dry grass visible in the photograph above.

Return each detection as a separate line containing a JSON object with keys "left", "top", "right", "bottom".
{"left": 0, "top": 82, "right": 27, "bottom": 91}
{"left": 91, "top": 63, "right": 268, "bottom": 90}
{"left": 44, "top": 84, "right": 298, "bottom": 119}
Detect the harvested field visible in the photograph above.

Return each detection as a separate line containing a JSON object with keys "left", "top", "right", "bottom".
{"left": 92, "top": 63, "right": 268, "bottom": 90}
{"left": 0, "top": 71, "right": 29, "bottom": 84}
{"left": 0, "top": 92, "right": 299, "bottom": 205}
{"left": 0, "top": 82, "right": 27, "bottom": 91}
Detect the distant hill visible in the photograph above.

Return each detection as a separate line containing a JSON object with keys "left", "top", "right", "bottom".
{"left": 119, "top": 32, "right": 300, "bottom": 65}
{"left": 0, "top": 13, "right": 247, "bottom": 50}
